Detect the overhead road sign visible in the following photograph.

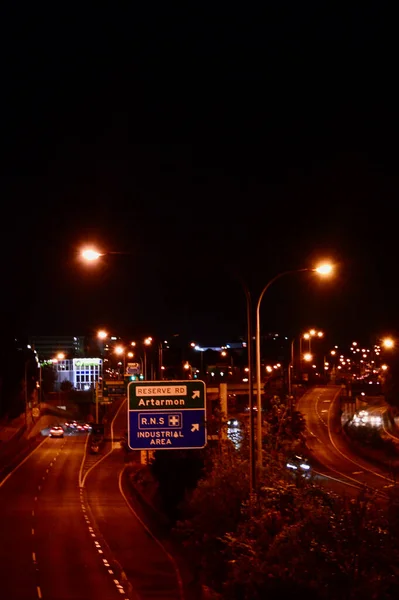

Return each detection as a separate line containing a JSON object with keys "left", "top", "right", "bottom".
{"left": 128, "top": 380, "right": 207, "bottom": 450}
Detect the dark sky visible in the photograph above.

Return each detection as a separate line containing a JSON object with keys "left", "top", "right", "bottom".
{"left": 1, "top": 6, "right": 398, "bottom": 346}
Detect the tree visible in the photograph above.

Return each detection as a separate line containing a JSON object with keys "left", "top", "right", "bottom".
{"left": 173, "top": 430, "right": 399, "bottom": 598}
{"left": 262, "top": 395, "right": 306, "bottom": 452}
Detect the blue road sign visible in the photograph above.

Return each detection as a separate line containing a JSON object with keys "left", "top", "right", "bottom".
{"left": 128, "top": 380, "right": 207, "bottom": 450}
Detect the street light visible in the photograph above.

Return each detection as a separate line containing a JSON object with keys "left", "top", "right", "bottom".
{"left": 382, "top": 337, "right": 395, "bottom": 349}
{"left": 114, "top": 345, "right": 125, "bottom": 376}
{"left": 255, "top": 262, "right": 333, "bottom": 471}
{"left": 80, "top": 247, "right": 129, "bottom": 263}
{"left": 81, "top": 248, "right": 103, "bottom": 261}
{"left": 143, "top": 337, "right": 152, "bottom": 379}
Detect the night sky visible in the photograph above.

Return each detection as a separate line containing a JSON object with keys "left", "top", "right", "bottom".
{"left": 1, "top": 7, "right": 398, "bottom": 347}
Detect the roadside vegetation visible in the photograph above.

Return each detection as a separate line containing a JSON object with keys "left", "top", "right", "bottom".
{"left": 135, "top": 397, "right": 399, "bottom": 599}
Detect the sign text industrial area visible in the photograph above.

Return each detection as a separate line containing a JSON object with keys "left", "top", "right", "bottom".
{"left": 128, "top": 381, "right": 207, "bottom": 450}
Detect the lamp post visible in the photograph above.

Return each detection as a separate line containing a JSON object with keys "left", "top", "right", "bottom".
{"left": 255, "top": 264, "right": 333, "bottom": 471}
{"left": 144, "top": 337, "right": 152, "bottom": 379}
{"left": 114, "top": 345, "right": 125, "bottom": 377}
{"left": 237, "top": 280, "right": 255, "bottom": 493}
{"left": 288, "top": 336, "right": 295, "bottom": 396}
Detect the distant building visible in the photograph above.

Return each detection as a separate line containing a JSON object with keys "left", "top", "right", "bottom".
{"left": 29, "top": 336, "right": 85, "bottom": 360}
{"left": 52, "top": 357, "right": 103, "bottom": 391}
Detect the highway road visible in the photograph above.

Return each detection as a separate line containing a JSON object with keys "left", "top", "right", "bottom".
{"left": 0, "top": 399, "right": 192, "bottom": 600}
{"left": 297, "top": 386, "right": 398, "bottom": 498}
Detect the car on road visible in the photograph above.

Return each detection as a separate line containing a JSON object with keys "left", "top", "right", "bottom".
{"left": 286, "top": 454, "right": 311, "bottom": 477}
{"left": 49, "top": 426, "right": 64, "bottom": 438}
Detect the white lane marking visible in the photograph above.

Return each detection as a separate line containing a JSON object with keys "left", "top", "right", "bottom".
{"left": 383, "top": 420, "right": 399, "bottom": 441}
{"left": 108, "top": 569, "right": 114, "bottom": 574}
{"left": 34, "top": 496, "right": 38, "bottom": 502}
{"left": 32, "top": 528, "right": 35, "bottom": 535}
{"left": 32, "top": 552, "right": 36, "bottom": 562}
{"left": 78, "top": 431, "right": 92, "bottom": 488}
{"left": 314, "top": 470, "right": 363, "bottom": 491}
{"left": 315, "top": 394, "right": 328, "bottom": 427}
{"left": 32, "top": 510, "right": 35, "bottom": 517}
{"left": 299, "top": 389, "right": 389, "bottom": 494}
{"left": 322, "top": 400, "right": 331, "bottom": 403}
{"left": 119, "top": 468, "right": 185, "bottom": 600}
{"left": 80, "top": 398, "right": 127, "bottom": 488}
{"left": 0, "top": 437, "right": 48, "bottom": 488}
{"left": 37, "top": 586, "right": 42, "bottom": 598}
{"left": 98, "top": 549, "right": 103, "bottom": 554}
{"left": 352, "top": 471, "right": 364, "bottom": 475}
{"left": 327, "top": 391, "right": 394, "bottom": 485}
{"left": 38, "top": 485, "right": 41, "bottom": 491}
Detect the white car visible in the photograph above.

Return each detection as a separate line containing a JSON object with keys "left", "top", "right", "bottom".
{"left": 49, "top": 426, "right": 64, "bottom": 438}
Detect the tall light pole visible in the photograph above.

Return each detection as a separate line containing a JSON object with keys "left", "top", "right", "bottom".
{"left": 114, "top": 345, "right": 125, "bottom": 378}
{"left": 288, "top": 336, "right": 295, "bottom": 397}
{"left": 243, "top": 285, "right": 255, "bottom": 494}
{"left": 233, "top": 275, "right": 255, "bottom": 493}
{"left": 143, "top": 337, "right": 152, "bottom": 379}
{"left": 255, "top": 263, "right": 333, "bottom": 471}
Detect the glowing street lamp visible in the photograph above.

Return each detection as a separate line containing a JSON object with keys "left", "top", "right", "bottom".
{"left": 81, "top": 248, "right": 103, "bottom": 262}
{"left": 97, "top": 330, "right": 108, "bottom": 340}
{"left": 382, "top": 337, "right": 395, "bottom": 349}
{"left": 303, "top": 353, "right": 313, "bottom": 362}
{"left": 255, "top": 261, "right": 334, "bottom": 470}
{"left": 114, "top": 346, "right": 125, "bottom": 377}
{"left": 315, "top": 263, "right": 333, "bottom": 275}
{"left": 56, "top": 352, "right": 65, "bottom": 361}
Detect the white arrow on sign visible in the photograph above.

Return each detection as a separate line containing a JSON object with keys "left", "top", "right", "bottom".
{"left": 192, "top": 390, "right": 200, "bottom": 399}
{"left": 191, "top": 423, "right": 199, "bottom": 432}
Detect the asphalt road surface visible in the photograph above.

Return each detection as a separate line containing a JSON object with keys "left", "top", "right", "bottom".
{"left": 297, "top": 386, "right": 397, "bottom": 498}
{"left": 0, "top": 399, "right": 190, "bottom": 600}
